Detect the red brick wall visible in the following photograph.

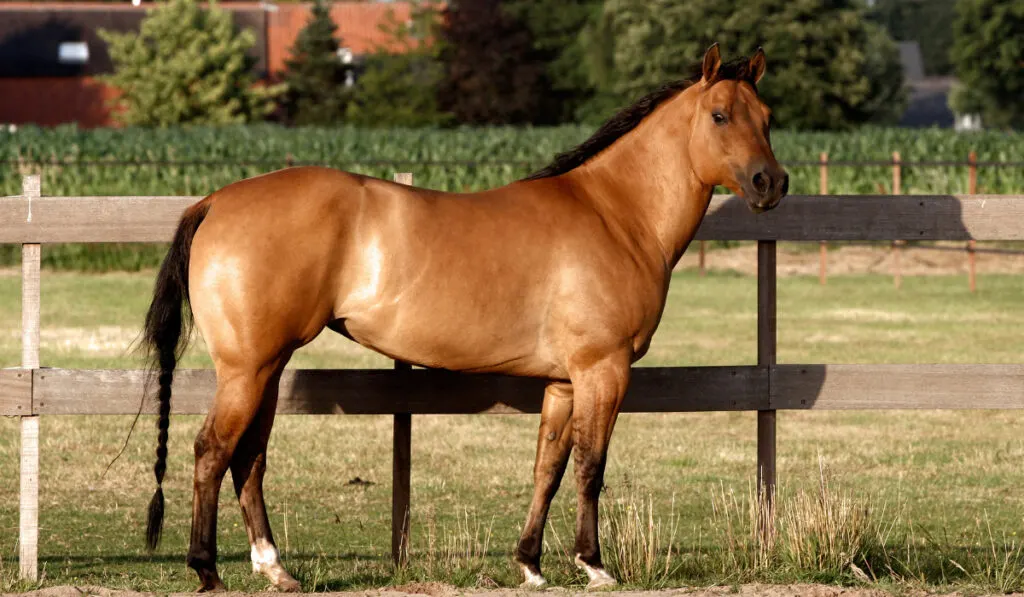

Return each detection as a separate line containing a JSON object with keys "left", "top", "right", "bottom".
{"left": 0, "top": 76, "right": 118, "bottom": 127}
{"left": 0, "top": 2, "right": 421, "bottom": 128}
{"left": 268, "top": 3, "right": 417, "bottom": 75}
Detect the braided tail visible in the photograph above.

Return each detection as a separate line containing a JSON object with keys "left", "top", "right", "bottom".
{"left": 141, "top": 198, "right": 211, "bottom": 551}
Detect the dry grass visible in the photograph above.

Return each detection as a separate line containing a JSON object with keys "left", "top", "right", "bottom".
{"left": 1, "top": 270, "right": 1024, "bottom": 591}
{"left": 778, "top": 458, "right": 872, "bottom": 575}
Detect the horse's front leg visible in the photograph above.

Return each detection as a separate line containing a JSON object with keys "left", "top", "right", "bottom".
{"left": 569, "top": 351, "right": 630, "bottom": 589}
{"left": 516, "top": 381, "right": 575, "bottom": 587}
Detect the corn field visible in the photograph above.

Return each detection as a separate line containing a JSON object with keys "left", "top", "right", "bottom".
{"left": 2, "top": 124, "right": 1023, "bottom": 197}
{"left": 2, "top": 124, "right": 1021, "bottom": 271}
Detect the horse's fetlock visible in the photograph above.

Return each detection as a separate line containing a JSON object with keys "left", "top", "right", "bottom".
{"left": 188, "top": 547, "right": 216, "bottom": 572}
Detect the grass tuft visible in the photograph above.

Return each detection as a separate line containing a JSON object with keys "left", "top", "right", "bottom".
{"left": 778, "top": 456, "right": 872, "bottom": 576}
{"left": 600, "top": 486, "right": 682, "bottom": 586}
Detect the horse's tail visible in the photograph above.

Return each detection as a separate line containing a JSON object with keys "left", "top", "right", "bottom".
{"left": 141, "top": 197, "right": 212, "bottom": 551}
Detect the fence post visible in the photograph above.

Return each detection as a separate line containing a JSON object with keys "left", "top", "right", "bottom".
{"left": 391, "top": 172, "right": 413, "bottom": 567}
{"left": 757, "top": 240, "right": 776, "bottom": 545}
{"left": 819, "top": 153, "right": 828, "bottom": 286}
{"left": 892, "top": 152, "right": 902, "bottom": 290}
{"left": 20, "top": 174, "right": 41, "bottom": 582}
{"left": 698, "top": 241, "right": 706, "bottom": 277}
{"left": 968, "top": 151, "right": 977, "bottom": 293}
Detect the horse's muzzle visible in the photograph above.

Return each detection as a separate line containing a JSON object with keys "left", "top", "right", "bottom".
{"left": 744, "top": 167, "right": 789, "bottom": 213}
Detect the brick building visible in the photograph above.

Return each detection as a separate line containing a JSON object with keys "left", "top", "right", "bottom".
{"left": 0, "top": 1, "right": 417, "bottom": 127}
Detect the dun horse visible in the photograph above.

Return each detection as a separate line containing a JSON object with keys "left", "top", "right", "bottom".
{"left": 141, "top": 44, "right": 787, "bottom": 591}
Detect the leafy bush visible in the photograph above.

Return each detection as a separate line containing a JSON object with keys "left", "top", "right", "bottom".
{"left": 99, "top": 0, "right": 283, "bottom": 126}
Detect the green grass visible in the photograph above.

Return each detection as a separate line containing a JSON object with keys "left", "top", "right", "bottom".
{"left": 0, "top": 268, "right": 1023, "bottom": 592}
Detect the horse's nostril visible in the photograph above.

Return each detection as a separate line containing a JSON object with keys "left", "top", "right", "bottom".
{"left": 752, "top": 172, "right": 770, "bottom": 194}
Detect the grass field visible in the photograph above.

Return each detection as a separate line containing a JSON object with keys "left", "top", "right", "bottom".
{"left": 1, "top": 264, "right": 1023, "bottom": 592}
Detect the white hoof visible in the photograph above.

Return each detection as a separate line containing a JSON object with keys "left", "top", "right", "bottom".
{"left": 251, "top": 539, "right": 301, "bottom": 592}
{"left": 586, "top": 575, "right": 617, "bottom": 590}
{"left": 520, "top": 564, "right": 549, "bottom": 589}
{"left": 575, "top": 554, "right": 618, "bottom": 590}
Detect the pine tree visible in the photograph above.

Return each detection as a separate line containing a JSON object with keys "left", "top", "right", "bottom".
{"left": 282, "top": 0, "right": 353, "bottom": 125}
{"left": 345, "top": 4, "right": 449, "bottom": 127}
{"left": 98, "top": 0, "right": 282, "bottom": 126}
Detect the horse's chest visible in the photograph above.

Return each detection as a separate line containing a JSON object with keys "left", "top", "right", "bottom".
{"left": 552, "top": 261, "right": 669, "bottom": 354}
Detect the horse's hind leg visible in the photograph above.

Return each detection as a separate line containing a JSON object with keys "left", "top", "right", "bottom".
{"left": 515, "top": 381, "right": 574, "bottom": 587}
{"left": 230, "top": 364, "right": 300, "bottom": 591}
{"left": 187, "top": 356, "right": 290, "bottom": 592}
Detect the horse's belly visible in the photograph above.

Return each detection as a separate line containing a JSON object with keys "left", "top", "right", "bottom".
{"left": 340, "top": 304, "right": 562, "bottom": 378}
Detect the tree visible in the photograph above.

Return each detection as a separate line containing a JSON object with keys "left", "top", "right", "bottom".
{"left": 437, "top": 0, "right": 548, "bottom": 125}
{"left": 579, "top": 0, "right": 906, "bottom": 130}
{"left": 950, "top": 0, "right": 1024, "bottom": 129}
{"left": 871, "top": 0, "right": 956, "bottom": 76}
{"left": 99, "top": 0, "right": 282, "bottom": 126}
{"left": 281, "top": 0, "right": 353, "bottom": 125}
{"left": 345, "top": 4, "right": 449, "bottom": 127}
{"left": 502, "top": 0, "right": 603, "bottom": 124}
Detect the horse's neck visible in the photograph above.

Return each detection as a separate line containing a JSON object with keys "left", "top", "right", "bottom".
{"left": 565, "top": 94, "right": 713, "bottom": 268}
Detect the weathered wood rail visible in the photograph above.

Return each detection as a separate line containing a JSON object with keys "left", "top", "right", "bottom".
{"left": 3, "top": 174, "right": 1024, "bottom": 581}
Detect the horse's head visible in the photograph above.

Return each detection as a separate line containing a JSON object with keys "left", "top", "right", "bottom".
{"left": 687, "top": 44, "right": 788, "bottom": 213}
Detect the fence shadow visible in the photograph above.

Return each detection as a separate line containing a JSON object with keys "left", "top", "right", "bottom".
{"left": 698, "top": 193, "right": 974, "bottom": 411}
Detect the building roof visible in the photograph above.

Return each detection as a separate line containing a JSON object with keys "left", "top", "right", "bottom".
{"left": 0, "top": 2, "right": 423, "bottom": 79}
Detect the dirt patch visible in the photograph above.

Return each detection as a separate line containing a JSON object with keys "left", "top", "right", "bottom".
{"left": 5, "top": 585, "right": 1022, "bottom": 597}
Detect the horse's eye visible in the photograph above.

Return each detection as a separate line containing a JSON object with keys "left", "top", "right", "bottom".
{"left": 712, "top": 112, "right": 727, "bottom": 125}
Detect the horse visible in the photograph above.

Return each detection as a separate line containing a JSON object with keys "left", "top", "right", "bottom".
{"left": 140, "top": 43, "right": 787, "bottom": 592}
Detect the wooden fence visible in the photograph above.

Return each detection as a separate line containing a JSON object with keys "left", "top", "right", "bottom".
{"left": 696, "top": 151, "right": 1024, "bottom": 288}
{"left": 3, "top": 174, "right": 1024, "bottom": 581}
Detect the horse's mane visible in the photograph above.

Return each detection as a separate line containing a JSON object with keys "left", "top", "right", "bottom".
{"left": 525, "top": 57, "right": 755, "bottom": 181}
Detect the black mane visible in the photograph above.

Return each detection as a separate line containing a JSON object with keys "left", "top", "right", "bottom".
{"left": 525, "top": 57, "right": 755, "bottom": 181}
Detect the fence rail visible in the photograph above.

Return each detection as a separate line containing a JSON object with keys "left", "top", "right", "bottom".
{"left": 2, "top": 194, "right": 1023, "bottom": 243}
{"left": 4, "top": 174, "right": 1024, "bottom": 582}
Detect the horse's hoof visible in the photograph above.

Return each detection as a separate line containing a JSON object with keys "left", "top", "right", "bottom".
{"left": 197, "top": 581, "right": 226, "bottom": 593}
{"left": 524, "top": 573, "right": 548, "bottom": 589}
{"left": 519, "top": 563, "right": 548, "bottom": 589}
{"left": 585, "top": 575, "right": 617, "bottom": 591}
{"left": 574, "top": 555, "right": 617, "bottom": 591}
{"left": 273, "top": 578, "right": 302, "bottom": 593}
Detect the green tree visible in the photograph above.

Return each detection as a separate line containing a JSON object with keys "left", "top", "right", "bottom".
{"left": 437, "top": 0, "right": 548, "bottom": 125}
{"left": 99, "top": 0, "right": 282, "bottom": 126}
{"left": 503, "top": 0, "right": 603, "bottom": 124}
{"left": 580, "top": 0, "right": 906, "bottom": 130}
{"left": 345, "top": 5, "right": 449, "bottom": 127}
{"left": 871, "top": 0, "right": 956, "bottom": 76}
{"left": 282, "top": 0, "right": 353, "bottom": 125}
{"left": 950, "top": 0, "right": 1024, "bottom": 129}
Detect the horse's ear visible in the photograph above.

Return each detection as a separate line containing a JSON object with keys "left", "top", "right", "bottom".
{"left": 702, "top": 43, "right": 721, "bottom": 84}
{"left": 748, "top": 47, "right": 766, "bottom": 85}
